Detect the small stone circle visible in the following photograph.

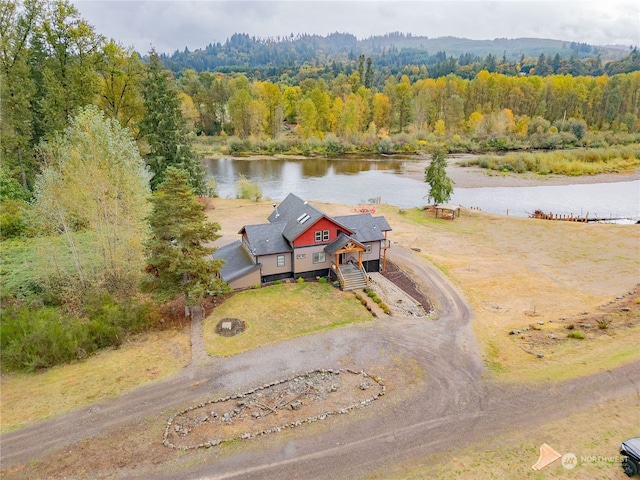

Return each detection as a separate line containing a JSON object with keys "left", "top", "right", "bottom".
{"left": 215, "top": 318, "right": 246, "bottom": 337}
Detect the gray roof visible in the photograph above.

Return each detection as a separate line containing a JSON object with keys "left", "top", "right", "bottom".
{"left": 213, "top": 240, "right": 260, "bottom": 282}
{"left": 325, "top": 232, "right": 367, "bottom": 256}
{"left": 267, "top": 193, "right": 351, "bottom": 242}
{"left": 240, "top": 223, "right": 292, "bottom": 256}
{"left": 333, "top": 214, "right": 392, "bottom": 243}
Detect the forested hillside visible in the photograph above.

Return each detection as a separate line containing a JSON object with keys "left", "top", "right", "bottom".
{"left": 161, "top": 32, "right": 634, "bottom": 81}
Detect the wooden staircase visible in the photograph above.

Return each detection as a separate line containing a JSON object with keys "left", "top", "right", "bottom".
{"left": 338, "top": 264, "right": 367, "bottom": 291}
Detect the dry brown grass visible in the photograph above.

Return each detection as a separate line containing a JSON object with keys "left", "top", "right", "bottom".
{"left": 0, "top": 328, "right": 190, "bottom": 432}
{"left": 376, "top": 205, "right": 640, "bottom": 382}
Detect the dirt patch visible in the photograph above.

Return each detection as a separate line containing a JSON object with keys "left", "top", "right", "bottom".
{"left": 382, "top": 260, "right": 433, "bottom": 313}
{"left": 215, "top": 318, "right": 246, "bottom": 337}
{"left": 510, "top": 288, "right": 639, "bottom": 358}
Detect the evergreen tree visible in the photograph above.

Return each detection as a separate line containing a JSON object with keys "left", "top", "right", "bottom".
{"left": 364, "top": 57, "right": 373, "bottom": 89}
{"left": 143, "top": 167, "right": 226, "bottom": 306}
{"left": 425, "top": 146, "right": 454, "bottom": 205}
{"left": 140, "top": 51, "right": 205, "bottom": 194}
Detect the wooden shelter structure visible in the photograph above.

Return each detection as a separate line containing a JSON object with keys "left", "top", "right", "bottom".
{"left": 434, "top": 204, "right": 461, "bottom": 220}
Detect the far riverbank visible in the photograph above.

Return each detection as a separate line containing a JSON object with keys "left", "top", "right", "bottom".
{"left": 204, "top": 153, "right": 640, "bottom": 189}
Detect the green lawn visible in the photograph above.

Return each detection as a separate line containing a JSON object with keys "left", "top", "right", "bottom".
{"left": 204, "top": 282, "right": 372, "bottom": 356}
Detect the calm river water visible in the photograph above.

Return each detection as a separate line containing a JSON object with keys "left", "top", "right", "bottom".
{"left": 204, "top": 157, "right": 640, "bottom": 222}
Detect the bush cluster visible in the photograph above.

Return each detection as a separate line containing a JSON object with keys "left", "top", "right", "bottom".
{"left": 460, "top": 145, "right": 640, "bottom": 176}
{"left": 0, "top": 295, "right": 159, "bottom": 372}
{"left": 363, "top": 288, "right": 392, "bottom": 315}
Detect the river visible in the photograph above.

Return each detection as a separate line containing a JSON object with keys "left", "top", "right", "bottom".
{"left": 204, "top": 157, "right": 640, "bottom": 222}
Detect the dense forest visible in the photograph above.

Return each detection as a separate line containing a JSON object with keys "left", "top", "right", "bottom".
{"left": 161, "top": 32, "right": 637, "bottom": 81}
{"left": 1, "top": 0, "right": 639, "bottom": 371}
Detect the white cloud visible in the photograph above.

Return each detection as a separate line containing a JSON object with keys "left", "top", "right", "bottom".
{"left": 74, "top": 0, "right": 640, "bottom": 54}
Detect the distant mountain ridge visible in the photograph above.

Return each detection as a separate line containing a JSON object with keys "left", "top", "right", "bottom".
{"left": 358, "top": 33, "right": 629, "bottom": 58}
{"left": 160, "top": 32, "right": 634, "bottom": 76}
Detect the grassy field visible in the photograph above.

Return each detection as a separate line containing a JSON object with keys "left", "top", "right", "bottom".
{"left": 0, "top": 328, "right": 190, "bottom": 433}
{"left": 204, "top": 282, "right": 372, "bottom": 356}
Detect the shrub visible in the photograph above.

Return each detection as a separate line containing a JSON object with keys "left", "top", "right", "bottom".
{"left": 597, "top": 317, "right": 612, "bottom": 329}
{"left": 296, "top": 277, "right": 305, "bottom": 283}
{"left": 323, "top": 135, "right": 344, "bottom": 155}
{"left": 318, "top": 277, "right": 328, "bottom": 284}
{"left": 0, "top": 199, "right": 29, "bottom": 239}
{"left": 227, "top": 137, "right": 251, "bottom": 154}
{"left": 235, "top": 174, "right": 262, "bottom": 201}
{"left": 567, "top": 331, "right": 585, "bottom": 340}
{"left": 377, "top": 137, "right": 396, "bottom": 155}
{"left": 204, "top": 177, "right": 219, "bottom": 198}
{"left": 0, "top": 295, "right": 156, "bottom": 372}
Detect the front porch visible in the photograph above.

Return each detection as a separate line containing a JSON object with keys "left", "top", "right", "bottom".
{"left": 326, "top": 233, "right": 369, "bottom": 291}
{"left": 333, "top": 263, "right": 368, "bottom": 291}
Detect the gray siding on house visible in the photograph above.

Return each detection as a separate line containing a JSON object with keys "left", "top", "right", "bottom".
{"left": 227, "top": 268, "right": 261, "bottom": 289}
{"left": 292, "top": 245, "right": 331, "bottom": 274}
{"left": 257, "top": 252, "right": 293, "bottom": 277}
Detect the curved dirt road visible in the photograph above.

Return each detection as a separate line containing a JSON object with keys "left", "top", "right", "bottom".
{"left": 1, "top": 247, "right": 639, "bottom": 479}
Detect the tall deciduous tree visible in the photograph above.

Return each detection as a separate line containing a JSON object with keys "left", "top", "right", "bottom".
{"left": 0, "top": 0, "right": 41, "bottom": 189}
{"left": 33, "top": 105, "right": 150, "bottom": 291}
{"left": 36, "top": 0, "right": 104, "bottom": 136}
{"left": 140, "top": 51, "right": 205, "bottom": 194}
{"left": 425, "top": 146, "right": 454, "bottom": 205}
{"left": 97, "top": 40, "right": 145, "bottom": 132}
{"left": 143, "top": 167, "right": 226, "bottom": 306}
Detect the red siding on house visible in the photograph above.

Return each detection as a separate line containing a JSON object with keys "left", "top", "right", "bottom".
{"left": 293, "top": 217, "right": 351, "bottom": 247}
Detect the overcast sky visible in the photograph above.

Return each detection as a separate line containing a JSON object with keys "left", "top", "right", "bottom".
{"left": 74, "top": 0, "right": 640, "bottom": 54}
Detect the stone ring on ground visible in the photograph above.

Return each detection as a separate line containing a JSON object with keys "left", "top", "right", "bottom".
{"left": 215, "top": 318, "right": 246, "bottom": 337}
{"left": 163, "top": 369, "right": 385, "bottom": 450}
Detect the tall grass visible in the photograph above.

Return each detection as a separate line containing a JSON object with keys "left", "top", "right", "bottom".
{"left": 462, "top": 146, "right": 640, "bottom": 176}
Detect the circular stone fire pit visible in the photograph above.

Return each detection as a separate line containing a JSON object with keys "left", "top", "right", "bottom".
{"left": 215, "top": 318, "right": 246, "bottom": 337}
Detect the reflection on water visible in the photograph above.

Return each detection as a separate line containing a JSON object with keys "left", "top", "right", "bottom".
{"left": 204, "top": 157, "right": 640, "bottom": 221}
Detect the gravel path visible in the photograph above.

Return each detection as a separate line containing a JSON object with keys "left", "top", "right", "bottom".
{"left": 189, "top": 305, "right": 212, "bottom": 367}
{"left": 1, "top": 247, "right": 638, "bottom": 479}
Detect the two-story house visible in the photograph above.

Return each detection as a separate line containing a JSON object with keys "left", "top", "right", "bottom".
{"left": 214, "top": 193, "right": 391, "bottom": 290}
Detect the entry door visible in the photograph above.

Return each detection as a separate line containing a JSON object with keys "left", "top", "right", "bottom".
{"left": 339, "top": 253, "right": 346, "bottom": 265}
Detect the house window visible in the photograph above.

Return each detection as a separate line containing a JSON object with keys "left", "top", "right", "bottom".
{"left": 315, "top": 230, "right": 330, "bottom": 242}
{"left": 277, "top": 255, "right": 285, "bottom": 267}
{"left": 313, "top": 252, "right": 326, "bottom": 264}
